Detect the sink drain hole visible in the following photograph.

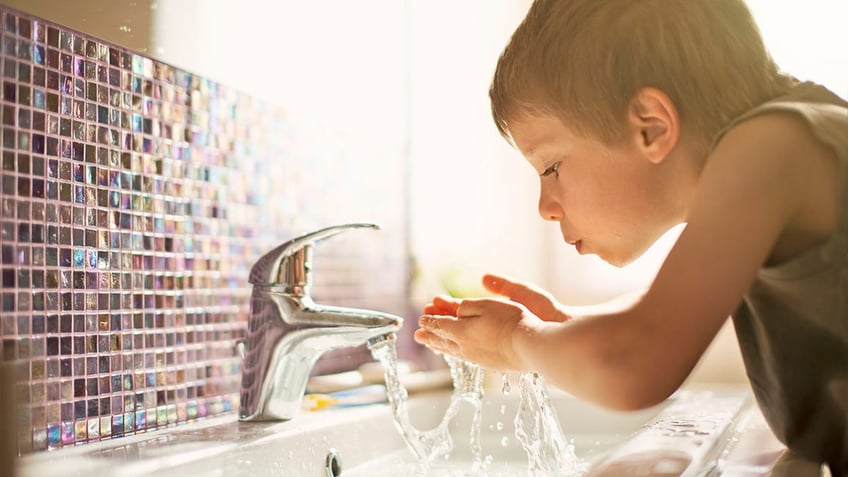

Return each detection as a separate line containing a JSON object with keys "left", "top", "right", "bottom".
{"left": 325, "top": 448, "right": 342, "bottom": 477}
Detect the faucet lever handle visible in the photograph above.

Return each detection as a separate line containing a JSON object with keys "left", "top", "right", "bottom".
{"left": 249, "top": 223, "right": 380, "bottom": 287}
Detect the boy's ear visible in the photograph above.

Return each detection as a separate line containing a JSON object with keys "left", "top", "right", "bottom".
{"left": 628, "top": 87, "right": 679, "bottom": 164}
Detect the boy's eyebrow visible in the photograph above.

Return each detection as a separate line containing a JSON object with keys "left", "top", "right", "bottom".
{"left": 520, "top": 139, "right": 546, "bottom": 158}
{"left": 520, "top": 128, "right": 565, "bottom": 159}
{"left": 524, "top": 142, "right": 562, "bottom": 162}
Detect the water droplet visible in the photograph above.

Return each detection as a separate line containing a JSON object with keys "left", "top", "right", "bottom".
{"left": 501, "top": 373, "right": 511, "bottom": 395}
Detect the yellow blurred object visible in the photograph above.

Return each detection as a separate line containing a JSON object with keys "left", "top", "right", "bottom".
{"left": 302, "top": 393, "right": 340, "bottom": 412}
{"left": 438, "top": 266, "right": 487, "bottom": 298}
{"left": 302, "top": 384, "right": 389, "bottom": 412}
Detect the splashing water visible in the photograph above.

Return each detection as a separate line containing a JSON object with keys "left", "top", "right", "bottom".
{"left": 371, "top": 341, "right": 485, "bottom": 471}
{"left": 444, "top": 355, "right": 485, "bottom": 472}
{"left": 514, "top": 373, "right": 585, "bottom": 476}
{"left": 369, "top": 339, "right": 585, "bottom": 476}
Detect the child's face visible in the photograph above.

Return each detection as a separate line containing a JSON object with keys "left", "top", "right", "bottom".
{"left": 509, "top": 113, "right": 681, "bottom": 267}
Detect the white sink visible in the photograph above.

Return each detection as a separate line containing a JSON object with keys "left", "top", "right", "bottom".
{"left": 18, "top": 385, "right": 790, "bottom": 477}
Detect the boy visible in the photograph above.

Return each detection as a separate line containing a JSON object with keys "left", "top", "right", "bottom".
{"left": 413, "top": 0, "right": 848, "bottom": 472}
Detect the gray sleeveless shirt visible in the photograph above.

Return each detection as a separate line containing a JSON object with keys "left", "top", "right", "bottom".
{"left": 713, "top": 82, "right": 848, "bottom": 472}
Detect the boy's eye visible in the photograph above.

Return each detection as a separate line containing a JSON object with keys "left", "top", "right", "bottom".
{"left": 541, "top": 162, "right": 560, "bottom": 179}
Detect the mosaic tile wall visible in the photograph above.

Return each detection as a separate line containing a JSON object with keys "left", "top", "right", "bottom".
{"left": 0, "top": 7, "right": 410, "bottom": 453}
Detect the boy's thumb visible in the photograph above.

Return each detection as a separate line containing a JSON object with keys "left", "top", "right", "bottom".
{"left": 482, "top": 273, "right": 557, "bottom": 318}
{"left": 481, "top": 273, "right": 509, "bottom": 295}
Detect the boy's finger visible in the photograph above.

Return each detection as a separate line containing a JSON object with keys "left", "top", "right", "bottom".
{"left": 422, "top": 296, "right": 460, "bottom": 316}
{"left": 413, "top": 328, "right": 459, "bottom": 356}
{"left": 482, "top": 273, "right": 558, "bottom": 319}
{"left": 418, "top": 314, "right": 459, "bottom": 331}
{"left": 423, "top": 303, "right": 447, "bottom": 315}
{"left": 455, "top": 299, "right": 487, "bottom": 318}
{"left": 483, "top": 273, "right": 549, "bottom": 301}
{"left": 432, "top": 295, "right": 460, "bottom": 313}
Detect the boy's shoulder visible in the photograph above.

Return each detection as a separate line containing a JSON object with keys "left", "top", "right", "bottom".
{"left": 712, "top": 82, "right": 848, "bottom": 157}
{"left": 706, "top": 83, "right": 846, "bottom": 266}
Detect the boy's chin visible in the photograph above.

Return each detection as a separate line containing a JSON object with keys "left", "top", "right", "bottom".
{"left": 597, "top": 227, "right": 680, "bottom": 268}
{"left": 601, "top": 254, "right": 634, "bottom": 268}
{"left": 597, "top": 246, "right": 648, "bottom": 268}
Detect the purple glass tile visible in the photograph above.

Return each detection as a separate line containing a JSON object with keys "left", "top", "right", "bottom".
{"left": 60, "top": 421, "right": 73, "bottom": 444}
{"left": 1, "top": 5, "right": 408, "bottom": 455}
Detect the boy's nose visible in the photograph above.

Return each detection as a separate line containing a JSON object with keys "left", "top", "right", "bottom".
{"left": 538, "top": 194, "right": 563, "bottom": 222}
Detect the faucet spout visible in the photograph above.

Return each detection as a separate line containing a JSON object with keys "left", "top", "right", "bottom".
{"left": 238, "top": 224, "right": 405, "bottom": 422}
{"left": 291, "top": 296, "right": 402, "bottom": 335}
{"left": 239, "top": 289, "right": 402, "bottom": 421}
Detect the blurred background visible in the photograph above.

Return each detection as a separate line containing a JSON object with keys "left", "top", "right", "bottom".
{"left": 5, "top": 0, "right": 847, "bottom": 386}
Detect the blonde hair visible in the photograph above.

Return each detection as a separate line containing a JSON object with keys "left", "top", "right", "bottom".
{"left": 490, "top": 0, "right": 795, "bottom": 145}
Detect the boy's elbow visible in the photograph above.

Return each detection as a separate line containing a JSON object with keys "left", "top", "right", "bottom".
{"left": 560, "top": 375, "right": 674, "bottom": 411}
{"left": 586, "top": 347, "right": 679, "bottom": 411}
{"left": 588, "top": 315, "right": 686, "bottom": 412}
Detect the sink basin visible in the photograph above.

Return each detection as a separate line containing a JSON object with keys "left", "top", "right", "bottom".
{"left": 18, "top": 385, "right": 774, "bottom": 477}
{"left": 345, "top": 387, "right": 752, "bottom": 476}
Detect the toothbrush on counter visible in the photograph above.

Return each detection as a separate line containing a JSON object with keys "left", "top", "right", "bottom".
{"left": 302, "top": 384, "right": 388, "bottom": 411}
{"left": 306, "top": 360, "right": 453, "bottom": 396}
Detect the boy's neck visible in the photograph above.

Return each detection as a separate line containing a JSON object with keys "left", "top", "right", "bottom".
{"left": 666, "top": 134, "right": 711, "bottom": 221}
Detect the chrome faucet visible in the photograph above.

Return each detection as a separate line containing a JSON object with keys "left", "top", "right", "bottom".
{"left": 239, "top": 223, "right": 403, "bottom": 421}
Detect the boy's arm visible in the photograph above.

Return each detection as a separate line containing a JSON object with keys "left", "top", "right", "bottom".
{"left": 510, "top": 113, "right": 838, "bottom": 410}
{"left": 560, "top": 287, "right": 649, "bottom": 317}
